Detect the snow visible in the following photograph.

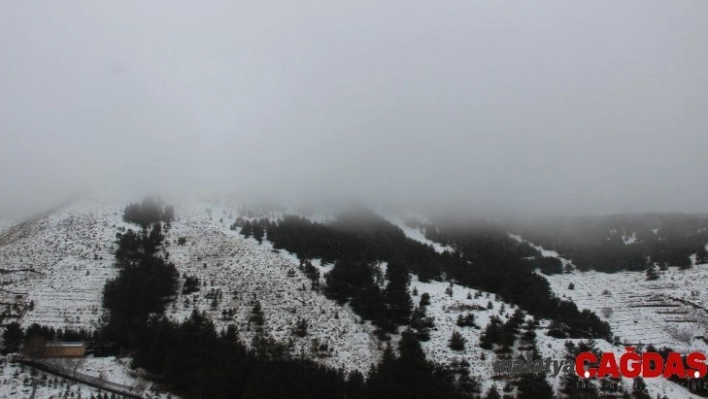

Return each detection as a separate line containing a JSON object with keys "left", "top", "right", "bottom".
{"left": 622, "top": 232, "right": 638, "bottom": 245}
{"left": 544, "top": 267, "right": 708, "bottom": 350}
{"left": 379, "top": 213, "right": 454, "bottom": 254}
{"left": 1, "top": 197, "right": 704, "bottom": 398}
{"left": 410, "top": 276, "right": 519, "bottom": 393}
{"left": 162, "top": 202, "right": 382, "bottom": 373}
{"left": 509, "top": 234, "right": 560, "bottom": 258}
{"left": 0, "top": 197, "right": 128, "bottom": 330}
{"left": 515, "top": 235, "right": 708, "bottom": 399}
{"left": 0, "top": 356, "right": 105, "bottom": 399}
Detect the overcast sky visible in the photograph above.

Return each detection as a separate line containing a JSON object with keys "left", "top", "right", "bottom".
{"left": 2, "top": 1, "right": 707, "bottom": 217}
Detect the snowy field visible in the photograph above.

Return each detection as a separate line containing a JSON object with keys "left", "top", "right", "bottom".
{"left": 544, "top": 266, "right": 708, "bottom": 352}
{"left": 0, "top": 355, "right": 115, "bottom": 399}
{"left": 0, "top": 198, "right": 130, "bottom": 330}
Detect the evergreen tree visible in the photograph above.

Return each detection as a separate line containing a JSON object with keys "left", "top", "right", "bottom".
{"left": 2, "top": 322, "right": 24, "bottom": 352}
{"left": 449, "top": 331, "right": 466, "bottom": 351}
{"left": 632, "top": 377, "right": 651, "bottom": 399}
{"left": 366, "top": 331, "right": 467, "bottom": 398}
{"left": 516, "top": 373, "right": 554, "bottom": 399}
{"left": 384, "top": 260, "right": 413, "bottom": 325}
{"left": 252, "top": 222, "right": 265, "bottom": 244}
{"left": 479, "top": 316, "right": 503, "bottom": 350}
{"left": 484, "top": 384, "right": 501, "bottom": 399}
{"left": 240, "top": 221, "right": 253, "bottom": 238}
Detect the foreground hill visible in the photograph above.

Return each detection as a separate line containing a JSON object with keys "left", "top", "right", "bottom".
{"left": 0, "top": 196, "right": 704, "bottom": 398}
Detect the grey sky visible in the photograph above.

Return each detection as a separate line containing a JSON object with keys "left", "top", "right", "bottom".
{"left": 2, "top": 1, "right": 707, "bottom": 217}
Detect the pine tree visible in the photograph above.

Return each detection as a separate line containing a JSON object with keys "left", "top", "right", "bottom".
{"left": 449, "top": 330, "right": 466, "bottom": 351}
{"left": 479, "top": 316, "right": 502, "bottom": 349}
{"left": 252, "top": 222, "right": 265, "bottom": 244}
{"left": 484, "top": 384, "right": 501, "bottom": 399}
{"left": 516, "top": 373, "right": 554, "bottom": 399}
{"left": 240, "top": 221, "right": 253, "bottom": 238}
{"left": 384, "top": 260, "right": 413, "bottom": 325}
{"left": 632, "top": 377, "right": 651, "bottom": 399}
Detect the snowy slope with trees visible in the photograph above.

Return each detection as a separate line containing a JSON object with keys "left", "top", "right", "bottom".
{"left": 0, "top": 197, "right": 705, "bottom": 398}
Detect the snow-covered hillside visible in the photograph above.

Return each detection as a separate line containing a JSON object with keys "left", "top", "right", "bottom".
{"left": 0, "top": 198, "right": 128, "bottom": 330}
{"left": 162, "top": 202, "right": 381, "bottom": 373}
{"left": 509, "top": 235, "right": 708, "bottom": 399}
{"left": 380, "top": 213, "right": 454, "bottom": 254}
{"left": 0, "top": 220, "right": 10, "bottom": 235}
{"left": 0, "top": 197, "right": 705, "bottom": 398}
{"left": 545, "top": 267, "right": 708, "bottom": 351}
{"left": 510, "top": 233, "right": 708, "bottom": 353}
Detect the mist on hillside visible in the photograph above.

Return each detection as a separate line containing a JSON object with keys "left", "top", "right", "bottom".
{"left": 2, "top": 1, "right": 708, "bottom": 218}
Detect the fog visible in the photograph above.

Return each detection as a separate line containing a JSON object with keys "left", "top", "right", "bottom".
{"left": 2, "top": 1, "right": 708, "bottom": 218}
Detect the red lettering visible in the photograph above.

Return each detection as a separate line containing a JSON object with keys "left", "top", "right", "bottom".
{"left": 686, "top": 352, "right": 707, "bottom": 379}
{"left": 663, "top": 353, "right": 686, "bottom": 378}
{"left": 619, "top": 347, "right": 641, "bottom": 378}
{"left": 642, "top": 352, "right": 663, "bottom": 378}
{"left": 575, "top": 352, "right": 597, "bottom": 378}
{"left": 597, "top": 353, "right": 620, "bottom": 378}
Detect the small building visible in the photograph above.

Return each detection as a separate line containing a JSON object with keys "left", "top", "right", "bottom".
{"left": 43, "top": 342, "right": 86, "bottom": 358}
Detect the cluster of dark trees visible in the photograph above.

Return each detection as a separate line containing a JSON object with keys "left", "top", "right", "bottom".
{"left": 234, "top": 210, "right": 442, "bottom": 279}
{"left": 479, "top": 310, "right": 524, "bottom": 351}
{"left": 513, "top": 343, "right": 555, "bottom": 398}
{"left": 123, "top": 197, "right": 174, "bottom": 228}
{"left": 530, "top": 256, "right": 564, "bottom": 275}
{"left": 422, "top": 222, "right": 612, "bottom": 340}
{"left": 98, "top": 201, "right": 480, "bottom": 398}
{"left": 237, "top": 210, "right": 611, "bottom": 341}
{"left": 102, "top": 223, "right": 179, "bottom": 350}
{"left": 233, "top": 218, "right": 267, "bottom": 243}
{"left": 182, "top": 274, "right": 201, "bottom": 294}
{"left": 134, "top": 312, "right": 481, "bottom": 398}
{"left": 324, "top": 258, "right": 412, "bottom": 337}
{"left": 512, "top": 213, "right": 708, "bottom": 272}
{"left": 113, "top": 222, "right": 166, "bottom": 265}
{"left": 299, "top": 259, "right": 321, "bottom": 291}
{"left": 367, "top": 330, "right": 481, "bottom": 398}
{"left": 410, "top": 293, "right": 436, "bottom": 341}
